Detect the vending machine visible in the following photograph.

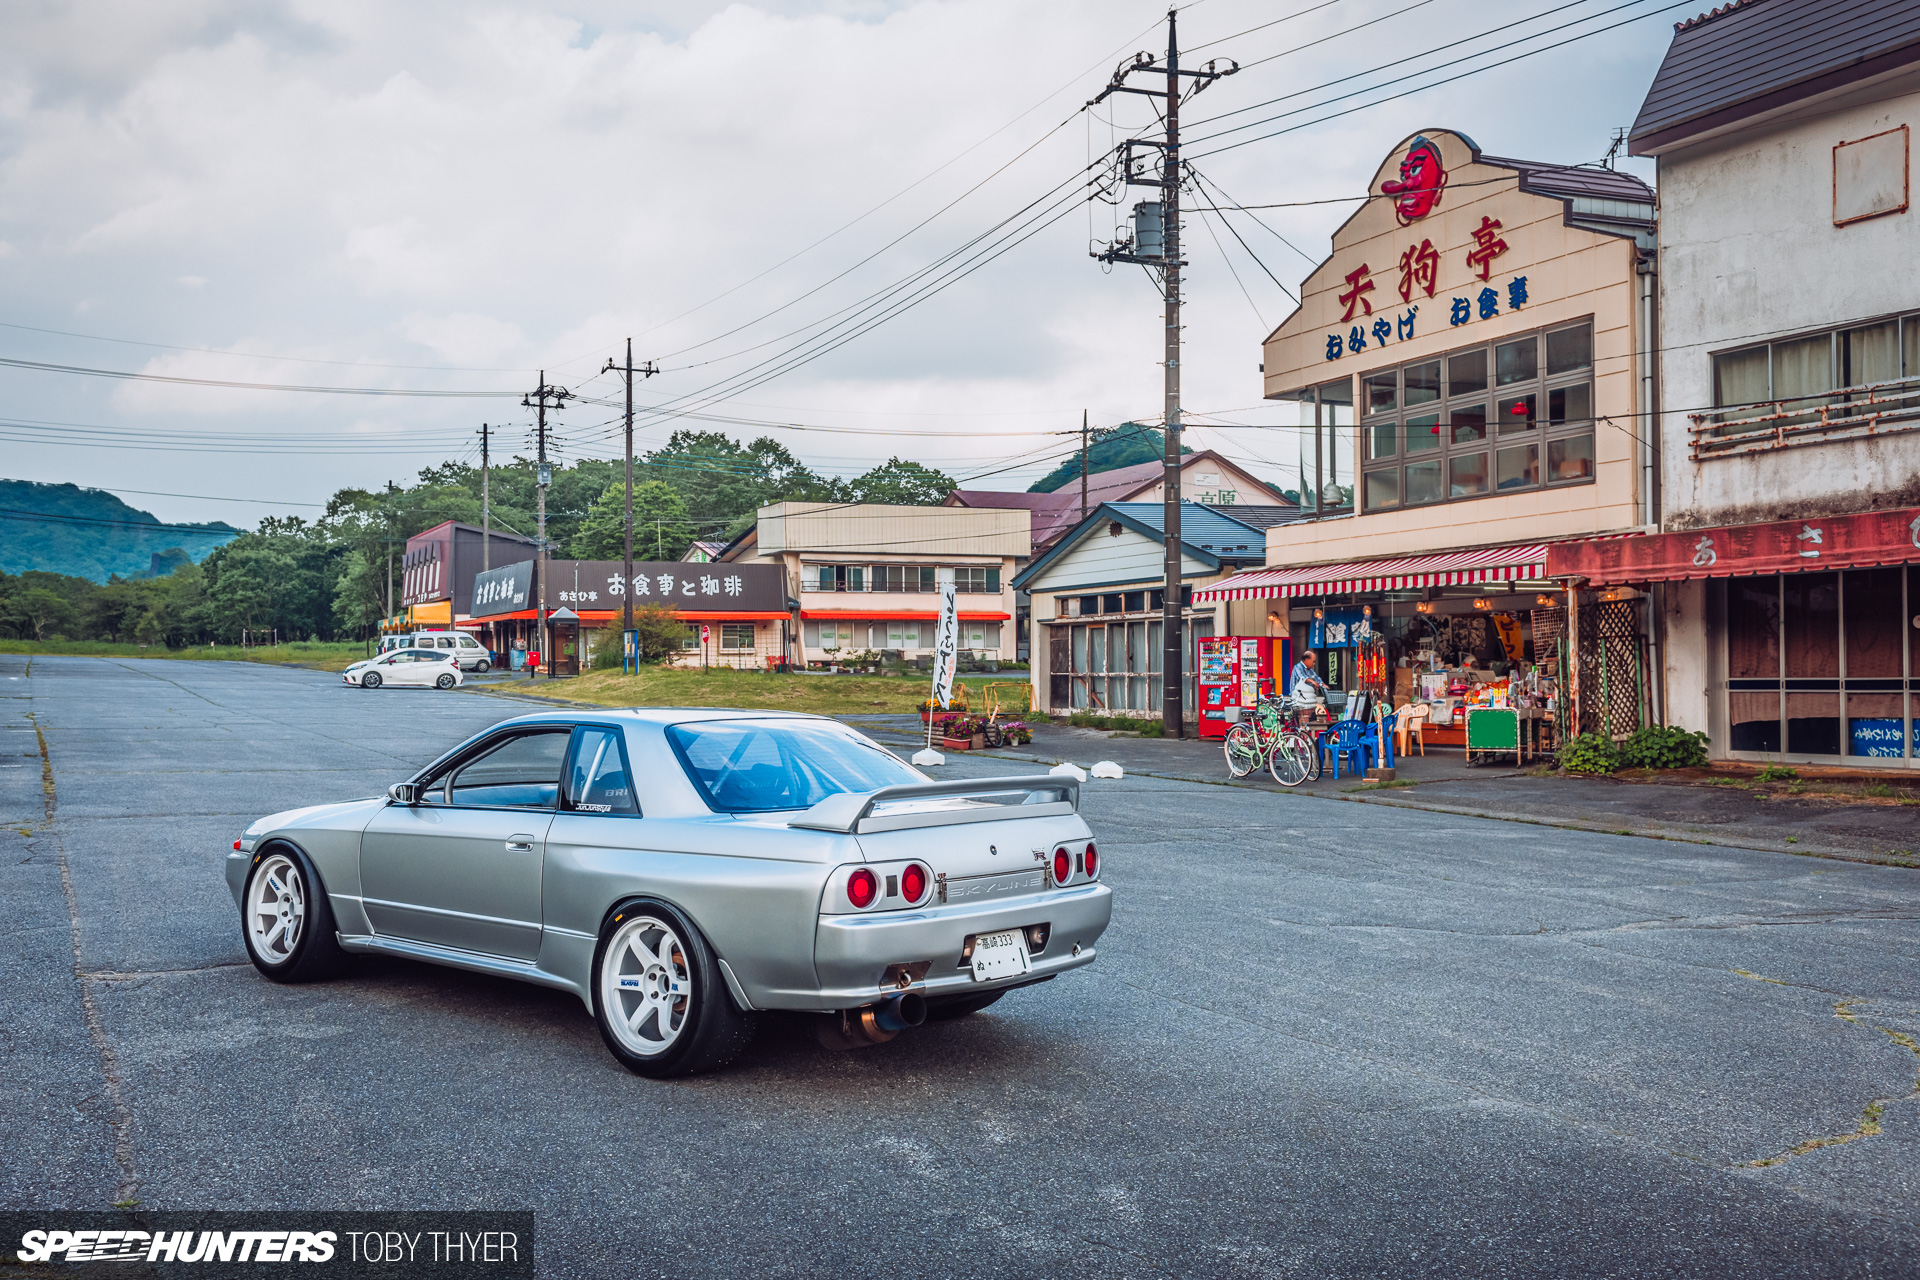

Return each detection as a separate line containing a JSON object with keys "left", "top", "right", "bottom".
{"left": 1196, "top": 635, "right": 1287, "bottom": 739}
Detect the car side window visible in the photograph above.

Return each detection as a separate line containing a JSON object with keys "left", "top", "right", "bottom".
{"left": 449, "top": 730, "right": 571, "bottom": 809}
{"left": 438, "top": 638, "right": 456, "bottom": 648}
{"left": 567, "top": 727, "right": 639, "bottom": 815}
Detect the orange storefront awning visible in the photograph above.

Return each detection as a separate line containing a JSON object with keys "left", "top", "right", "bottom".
{"left": 1550, "top": 506, "right": 1920, "bottom": 585}
{"left": 798, "top": 610, "right": 1011, "bottom": 621}
{"left": 472, "top": 609, "right": 787, "bottom": 622}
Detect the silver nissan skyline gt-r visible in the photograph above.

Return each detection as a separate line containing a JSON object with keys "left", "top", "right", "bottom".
{"left": 226, "top": 709, "right": 1112, "bottom": 1077}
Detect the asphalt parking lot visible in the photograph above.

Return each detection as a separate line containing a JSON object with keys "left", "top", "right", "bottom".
{"left": 4, "top": 655, "right": 1918, "bottom": 1277}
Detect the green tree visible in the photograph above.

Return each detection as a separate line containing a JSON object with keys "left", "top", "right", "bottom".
{"left": 590, "top": 602, "right": 686, "bottom": 667}
{"left": 1027, "top": 423, "right": 1189, "bottom": 493}
{"left": 844, "top": 457, "right": 956, "bottom": 506}
{"left": 570, "top": 480, "right": 694, "bottom": 560}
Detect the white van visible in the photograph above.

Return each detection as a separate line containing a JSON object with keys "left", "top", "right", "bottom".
{"left": 377, "top": 631, "right": 492, "bottom": 671}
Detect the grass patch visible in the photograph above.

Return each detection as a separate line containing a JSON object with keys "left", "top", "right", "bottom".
{"left": 540, "top": 666, "right": 1023, "bottom": 717}
{"left": 1754, "top": 764, "right": 1799, "bottom": 783}
{"left": 0, "top": 639, "right": 370, "bottom": 672}
{"left": 1344, "top": 778, "right": 1416, "bottom": 792}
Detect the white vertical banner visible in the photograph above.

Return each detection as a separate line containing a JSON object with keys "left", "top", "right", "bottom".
{"left": 931, "top": 570, "right": 959, "bottom": 708}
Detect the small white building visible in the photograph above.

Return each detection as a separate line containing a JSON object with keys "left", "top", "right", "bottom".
{"left": 1589, "top": 0, "right": 1920, "bottom": 766}
{"left": 1014, "top": 502, "right": 1275, "bottom": 717}
{"left": 722, "top": 501, "right": 1029, "bottom": 668}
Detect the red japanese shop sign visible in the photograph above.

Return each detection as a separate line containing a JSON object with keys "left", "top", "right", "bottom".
{"left": 1550, "top": 507, "right": 1920, "bottom": 584}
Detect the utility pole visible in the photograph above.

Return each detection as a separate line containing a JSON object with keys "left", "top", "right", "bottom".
{"left": 478, "top": 423, "right": 492, "bottom": 571}
{"left": 522, "top": 372, "right": 572, "bottom": 678}
{"left": 602, "top": 341, "right": 658, "bottom": 669}
{"left": 1080, "top": 409, "right": 1090, "bottom": 522}
{"left": 1090, "top": 8, "right": 1234, "bottom": 738}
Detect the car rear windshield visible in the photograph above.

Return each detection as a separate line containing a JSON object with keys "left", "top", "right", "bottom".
{"left": 668, "top": 719, "right": 920, "bottom": 813}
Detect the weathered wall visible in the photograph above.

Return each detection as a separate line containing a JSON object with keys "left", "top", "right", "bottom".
{"left": 1657, "top": 88, "right": 1920, "bottom": 530}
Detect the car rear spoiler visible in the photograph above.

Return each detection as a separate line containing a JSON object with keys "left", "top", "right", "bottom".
{"left": 789, "top": 775, "right": 1080, "bottom": 835}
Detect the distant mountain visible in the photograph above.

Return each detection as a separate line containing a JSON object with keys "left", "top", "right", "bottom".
{"left": 1027, "top": 423, "right": 1191, "bottom": 493}
{"left": 0, "top": 479, "right": 241, "bottom": 581}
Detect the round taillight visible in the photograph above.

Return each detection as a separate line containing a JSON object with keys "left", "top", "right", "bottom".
{"left": 1052, "top": 847, "right": 1072, "bottom": 885}
{"left": 1084, "top": 843, "right": 1098, "bottom": 878}
{"left": 846, "top": 868, "right": 879, "bottom": 909}
{"left": 901, "top": 863, "right": 929, "bottom": 904}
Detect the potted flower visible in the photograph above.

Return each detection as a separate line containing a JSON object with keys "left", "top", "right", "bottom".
{"left": 1000, "top": 720, "right": 1032, "bottom": 746}
{"left": 939, "top": 714, "right": 980, "bottom": 751}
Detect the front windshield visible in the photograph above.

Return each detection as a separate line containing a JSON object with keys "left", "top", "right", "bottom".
{"left": 668, "top": 719, "right": 922, "bottom": 813}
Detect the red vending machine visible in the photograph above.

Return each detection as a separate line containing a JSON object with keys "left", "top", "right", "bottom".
{"left": 1196, "top": 635, "right": 1286, "bottom": 739}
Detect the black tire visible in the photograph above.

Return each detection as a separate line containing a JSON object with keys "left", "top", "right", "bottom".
{"left": 591, "top": 898, "right": 759, "bottom": 1078}
{"left": 925, "top": 990, "right": 1005, "bottom": 1020}
{"left": 435, "top": 672, "right": 456, "bottom": 689}
{"left": 981, "top": 723, "right": 1005, "bottom": 749}
{"left": 475, "top": 660, "right": 491, "bottom": 674}
{"left": 362, "top": 671, "right": 382, "bottom": 689}
{"left": 241, "top": 843, "right": 347, "bottom": 982}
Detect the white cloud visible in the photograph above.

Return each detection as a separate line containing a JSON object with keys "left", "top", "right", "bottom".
{"left": 0, "top": 0, "right": 1665, "bottom": 517}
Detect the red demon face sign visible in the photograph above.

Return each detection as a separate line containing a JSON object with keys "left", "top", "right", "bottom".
{"left": 1381, "top": 136, "right": 1447, "bottom": 225}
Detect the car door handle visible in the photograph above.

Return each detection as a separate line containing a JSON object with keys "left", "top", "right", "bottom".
{"left": 505, "top": 836, "right": 536, "bottom": 852}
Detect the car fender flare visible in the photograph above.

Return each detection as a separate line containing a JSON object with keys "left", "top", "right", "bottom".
{"left": 593, "top": 895, "right": 755, "bottom": 1016}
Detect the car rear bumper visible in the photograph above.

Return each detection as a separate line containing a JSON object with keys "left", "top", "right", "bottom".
{"left": 786, "top": 882, "right": 1112, "bottom": 1011}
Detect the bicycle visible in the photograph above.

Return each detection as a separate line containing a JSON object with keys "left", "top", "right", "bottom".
{"left": 1223, "top": 695, "right": 1321, "bottom": 786}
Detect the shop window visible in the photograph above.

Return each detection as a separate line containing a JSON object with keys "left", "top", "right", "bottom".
{"left": 1365, "top": 468, "right": 1400, "bottom": 510}
{"left": 1548, "top": 383, "right": 1591, "bottom": 424}
{"left": 680, "top": 625, "right": 701, "bottom": 651}
{"left": 1495, "top": 337, "right": 1536, "bottom": 386}
{"left": 1448, "top": 349, "right": 1487, "bottom": 396}
{"left": 1404, "top": 460, "right": 1443, "bottom": 505}
{"left": 1404, "top": 361, "right": 1440, "bottom": 406}
{"left": 1547, "top": 435, "right": 1594, "bottom": 483}
{"left": 1102, "top": 593, "right": 1125, "bottom": 615}
{"left": 1784, "top": 573, "right": 1841, "bottom": 755}
{"left": 1496, "top": 444, "right": 1538, "bottom": 490}
{"left": 1448, "top": 453, "right": 1488, "bottom": 497}
{"left": 1279, "top": 377, "right": 1357, "bottom": 518}
{"left": 1725, "top": 571, "right": 1915, "bottom": 760}
{"left": 1450, "top": 403, "right": 1487, "bottom": 445}
{"left": 1078, "top": 594, "right": 1099, "bottom": 616}
{"left": 1057, "top": 617, "right": 1168, "bottom": 712}
{"left": 1844, "top": 567, "right": 1905, "bottom": 758}
{"left": 1727, "top": 577, "right": 1782, "bottom": 753}
{"left": 1365, "top": 373, "right": 1397, "bottom": 415}
{"left": 1546, "top": 324, "right": 1593, "bottom": 376}
{"left": 1370, "top": 416, "right": 1397, "bottom": 461}
{"left": 1124, "top": 590, "right": 1146, "bottom": 612}
{"left": 1497, "top": 392, "right": 1537, "bottom": 432}
{"left": 720, "top": 623, "right": 755, "bottom": 651}
{"left": 1405, "top": 412, "right": 1441, "bottom": 454}
{"left": 1354, "top": 322, "right": 1592, "bottom": 512}
{"left": 1841, "top": 321, "right": 1899, "bottom": 386}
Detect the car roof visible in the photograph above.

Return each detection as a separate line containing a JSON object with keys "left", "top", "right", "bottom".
{"left": 488, "top": 707, "right": 834, "bottom": 729}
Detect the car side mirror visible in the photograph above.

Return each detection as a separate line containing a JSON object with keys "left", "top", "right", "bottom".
{"left": 387, "top": 782, "right": 420, "bottom": 805}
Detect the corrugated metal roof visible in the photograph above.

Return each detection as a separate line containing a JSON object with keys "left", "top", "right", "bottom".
{"left": 1477, "top": 155, "right": 1654, "bottom": 204}
{"left": 1630, "top": 0, "right": 1920, "bottom": 153}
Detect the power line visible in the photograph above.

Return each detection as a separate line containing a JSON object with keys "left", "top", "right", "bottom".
{"left": 0, "top": 320, "right": 536, "bottom": 373}
{"left": 0, "top": 355, "right": 518, "bottom": 397}
{"left": 1186, "top": 0, "right": 1695, "bottom": 158}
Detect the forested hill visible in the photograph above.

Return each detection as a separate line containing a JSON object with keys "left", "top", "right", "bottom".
{"left": 0, "top": 479, "right": 241, "bottom": 581}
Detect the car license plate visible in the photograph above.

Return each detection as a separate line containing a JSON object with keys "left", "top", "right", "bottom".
{"left": 970, "top": 929, "right": 1030, "bottom": 982}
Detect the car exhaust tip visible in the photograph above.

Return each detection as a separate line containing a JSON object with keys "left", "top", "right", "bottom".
{"left": 875, "top": 992, "right": 926, "bottom": 1033}
{"left": 812, "top": 993, "right": 928, "bottom": 1051}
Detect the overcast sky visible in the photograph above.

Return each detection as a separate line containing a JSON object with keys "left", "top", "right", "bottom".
{"left": 0, "top": 0, "right": 1675, "bottom": 527}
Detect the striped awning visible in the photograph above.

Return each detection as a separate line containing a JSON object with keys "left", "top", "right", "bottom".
{"left": 1193, "top": 543, "right": 1553, "bottom": 602}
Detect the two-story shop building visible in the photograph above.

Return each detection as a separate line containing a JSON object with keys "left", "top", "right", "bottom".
{"left": 1199, "top": 128, "right": 1659, "bottom": 745}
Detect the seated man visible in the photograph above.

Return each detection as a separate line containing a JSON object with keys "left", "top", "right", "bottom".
{"left": 1290, "top": 650, "right": 1330, "bottom": 707}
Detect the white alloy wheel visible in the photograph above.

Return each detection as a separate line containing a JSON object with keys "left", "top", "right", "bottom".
{"left": 601, "top": 915, "right": 693, "bottom": 1057}
{"left": 247, "top": 853, "right": 306, "bottom": 963}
